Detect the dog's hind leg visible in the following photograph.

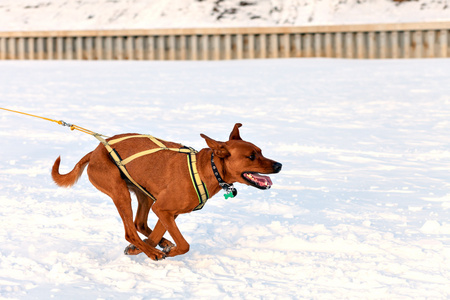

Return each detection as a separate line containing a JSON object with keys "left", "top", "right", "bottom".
{"left": 86, "top": 150, "right": 166, "bottom": 261}
{"left": 133, "top": 189, "right": 154, "bottom": 237}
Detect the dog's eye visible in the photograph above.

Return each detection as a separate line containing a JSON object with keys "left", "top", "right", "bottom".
{"left": 248, "top": 153, "right": 256, "bottom": 161}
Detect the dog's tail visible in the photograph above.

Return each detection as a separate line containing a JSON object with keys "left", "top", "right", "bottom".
{"left": 52, "top": 152, "right": 92, "bottom": 188}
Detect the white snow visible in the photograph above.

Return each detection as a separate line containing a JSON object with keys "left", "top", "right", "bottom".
{"left": 1, "top": 58, "right": 450, "bottom": 298}
{"left": 0, "top": 0, "right": 449, "bottom": 31}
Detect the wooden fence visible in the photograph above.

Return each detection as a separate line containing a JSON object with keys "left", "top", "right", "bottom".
{"left": 0, "top": 22, "right": 449, "bottom": 60}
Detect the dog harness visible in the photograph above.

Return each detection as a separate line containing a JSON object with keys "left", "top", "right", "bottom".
{"left": 94, "top": 134, "right": 209, "bottom": 211}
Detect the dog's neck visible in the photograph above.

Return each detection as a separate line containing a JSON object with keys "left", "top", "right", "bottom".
{"left": 196, "top": 148, "right": 230, "bottom": 197}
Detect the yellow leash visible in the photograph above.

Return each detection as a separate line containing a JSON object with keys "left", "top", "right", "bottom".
{"left": 0, "top": 107, "right": 107, "bottom": 137}
{"left": 1, "top": 106, "right": 210, "bottom": 210}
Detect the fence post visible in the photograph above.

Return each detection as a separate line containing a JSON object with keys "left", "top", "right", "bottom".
{"left": 95, "top": 36, "right": 102, "bottom": 60}
{"left": 259, "top": 34, "right": 266, "bottom": 59}
{"left": 168, "top": 35, "right": 176, "bottom": 60}
{"left": 115, "top": 36, "right": 123, "bottom": 60}
{"left": 179, "top": 35, "right": 186, "bottom": 60}
{"left": 104, "top": 37, "right": 112, "bottom": 60}
{"left": 367, "top": 32, "right": 376, "bottom": 59}
{"left": 281, "top": 33, "right": 289, "bottom": 58}
{"left": 356, "top": 32, "right": 364, "bottom": 59}
{"left": 403, "top": 31, "right": 410, "bottom": 58}
{"left": 75, "top": 37, "right": 82, "bottom": 60}
{"left": 86, "top": 37, "right": 91, "bottom": 60}
{"left": 0, "top": 37, "right": 5, "bottom": 60}
{"left": 37, "top": 37, "right": 44, "bottom": 59}
{"left": 135, "top": 36, "right": 143, "bottom": 60}
{"left": 304, "top": 33, "right": 312, "bottom": 57}
{"left": 379, "top": 31, "right": 387, "bottom": 59}
{"left": 440, "top": 29, "right": 448, "bottom": 58}
{"left": 236, "top": 34, "right": 243, "bottom": 59}
{"left": 413, "top": 31, "right": 423, "bottom": 58}
{"left": 84, "top": 37, "right": 93, "bottom": 60}
{"left": 146, "top": 36, "right": 154, "bottom": 60}
{"left": 191, "top": 35, "right": 198, "bottom": 60}
{"left": 47, "top": 37, "right": 54, "bottom": 60}
{"left": 335, "top": 32, "right": 342, "bottom": 58}
{"left": 425, "top": 30, "right": 434, "bottom": 58}
{"left": 314, "top": 33, "right": 321, "bottom": 57}
{"left": 391, "top": 31, "right": 399, "bottom": 59}
{"left": 17, "top": 38, "right": 25, "bottom": 59}
{"left": 202, "top": 35, "right": 209, "bottom": 60}
{"left": 345, "top": 32, "right": 353, "bottom": 58}
{"left": 66, "top": 37, "right": 73, "bottom": 60}
{"left": 8, "top": 38, "right": 16, "bottom": 59}
{"left": 322, "top": 33, "right": 330, "bottom": 57}
{"left": 245, "top": 34, "right": 252, "bottom": 59}
{"left": 125, "top": 36, "right": 133, "bottom": 60}
{"left": 270, "top": 33, "right": 276, "bottom": 58}
{"left": 223, "top": 34, "right": 231, "bottom": 60}
{"left": 26, "top": 38, "right": 34, "bottom": 60}
{"left": 291, "top": 34, "right": 298, "bottom": 58}
{"left": 55, "top": 37, "right": 62, "bottom": 59}
{"left": 212, "top": 35, "right": 220, "bottom": 60}
{"left": 159, "top": 36, "right": 166, "bottom": 60}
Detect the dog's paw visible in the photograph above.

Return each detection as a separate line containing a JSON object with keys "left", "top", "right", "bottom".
{"left": 124, "top": 244, "right": 142, "bottom": 255}
{"left": 163, "top": 245, "right": 174, "bottom": 254}
{"left": 159, "top": 238, "right": 175, "bottom": 252}
{"left": 124, "top": 242, "right": 167, "bottom": 261}
{"left": 154, "top": 253, "right": 167, "bottom": 261}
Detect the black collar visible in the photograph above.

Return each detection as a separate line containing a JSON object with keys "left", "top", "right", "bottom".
{"left": 210, "top": 152, "right": 237, "bottom": 199}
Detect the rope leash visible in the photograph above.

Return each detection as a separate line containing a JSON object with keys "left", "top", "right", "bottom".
{"left": 0, "top": 107, "right": 108, "bottom": 137}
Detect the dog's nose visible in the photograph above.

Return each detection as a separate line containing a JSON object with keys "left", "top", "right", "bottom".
{"left": 273, "top": 162, "right": 282, "bottom": 173}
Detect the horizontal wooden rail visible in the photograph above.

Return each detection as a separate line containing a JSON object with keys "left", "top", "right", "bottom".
{"left": 0, "top": 22, "right": 449, "bottom": 60}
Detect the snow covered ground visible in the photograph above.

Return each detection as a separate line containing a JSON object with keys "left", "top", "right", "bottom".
{"left": 0, "top": 0, "right": 449, "bottom": 31}
{"left": 1, "top": 58, "right": 450, "bottom": 299}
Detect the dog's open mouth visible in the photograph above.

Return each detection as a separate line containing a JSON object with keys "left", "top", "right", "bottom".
{"left": 242, "top": 172, "right": 273, "bottom": 190}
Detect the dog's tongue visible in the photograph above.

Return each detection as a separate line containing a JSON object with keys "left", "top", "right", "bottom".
{"left": 252, "top": 173, "right": 273, "bottom": 188}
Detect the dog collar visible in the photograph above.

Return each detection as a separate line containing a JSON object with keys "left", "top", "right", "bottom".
{"left": 210, "top": 152, "right": 237, "bottom": 199}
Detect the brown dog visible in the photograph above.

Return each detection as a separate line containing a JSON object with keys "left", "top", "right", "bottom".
{"left": 52, "top": 123, "right": 281, "bottom": 260}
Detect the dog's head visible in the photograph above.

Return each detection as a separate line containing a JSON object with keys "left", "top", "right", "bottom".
{"left": 201, "top": 123, "right": 282, "bottom": 190}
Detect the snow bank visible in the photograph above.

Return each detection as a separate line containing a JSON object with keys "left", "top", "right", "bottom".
{"left": 0, "top": 0, "right": 449, "bottom": 31}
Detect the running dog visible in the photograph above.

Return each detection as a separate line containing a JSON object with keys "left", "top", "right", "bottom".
{"left": 52, "top": 123, "right": 282, "bottom": 260}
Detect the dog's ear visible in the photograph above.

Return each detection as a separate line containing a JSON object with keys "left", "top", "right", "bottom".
{"left": 229, "top": 123, "right": 242, "bottom": 141}
{"left": 200, "top": 134, "right": 231, "bottom": 158}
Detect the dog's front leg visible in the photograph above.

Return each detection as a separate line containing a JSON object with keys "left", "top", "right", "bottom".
{"left": 111, "top": 191, "right": 168, "bottom": 260}
{"left": 131, "top": 189, "right": 175, "bottom": 252}
{"left": 152, "top": 206, "right": 190, "bottom": 257}
{"left": 148, "top": 219, "right": 176, "bottom": 253}
{"left": 125, "top": 219, "right": 175, "bottom": 255}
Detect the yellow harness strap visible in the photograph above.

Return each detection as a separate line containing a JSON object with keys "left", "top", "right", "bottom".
{"left": 94, "top": 134, "right": 158, "bottom": 202}
{"left": 109, "top": 135, "right": 192, "bottom": 165}
{"left": 94, "top": 134, "right": 209, "bottom": 211}
{"left": 186, "top": 149, "right": 209, "bottom": 210}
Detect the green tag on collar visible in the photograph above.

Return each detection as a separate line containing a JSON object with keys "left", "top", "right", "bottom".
{"left": 224, "top": 192, "right": 235, "bottom": 199}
